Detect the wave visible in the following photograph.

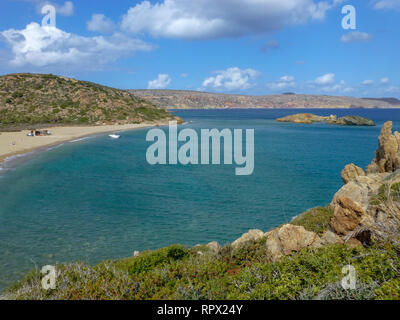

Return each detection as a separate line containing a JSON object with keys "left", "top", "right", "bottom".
{"left": 69, "top": 137, "right": 91, "bottom": 143}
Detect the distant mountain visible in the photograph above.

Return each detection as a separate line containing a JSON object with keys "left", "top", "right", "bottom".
{"left": 0, "top": 74, "right": 176, "bottom": 130}
{"left": 130, "top": 89, "right": 400, "bottom": 110}
{"left": 362, "top": 97, "right": 400, "bottom": 105}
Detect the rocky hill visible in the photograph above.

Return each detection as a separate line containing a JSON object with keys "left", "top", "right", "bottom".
{"left": 0, "top": 74, "right": 176, "bottom": 130}
{"left": 130, "top": 89, "right": 400, "bottom": 109}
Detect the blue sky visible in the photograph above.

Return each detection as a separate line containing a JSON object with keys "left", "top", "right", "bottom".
{"left": 0, "top": 0, "right": 399, "bottom": 97}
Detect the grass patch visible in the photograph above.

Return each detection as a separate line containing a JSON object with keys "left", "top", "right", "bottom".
{"left": 291, "top": 206, "right": 334, "bottom": 236}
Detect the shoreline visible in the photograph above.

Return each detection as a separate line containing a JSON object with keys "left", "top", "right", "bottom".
{"left": 0, "top": 121, "right": 170, "bottom": 168}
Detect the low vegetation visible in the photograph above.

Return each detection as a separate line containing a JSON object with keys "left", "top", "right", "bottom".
{"left": 4, "top": 239, "right": 400, "bottom": 300}
{"left": 290, "top": 206, "right": 334, "bottom": 236}
{"left": 0, "top": 73, "right": 176, "bottom": 130}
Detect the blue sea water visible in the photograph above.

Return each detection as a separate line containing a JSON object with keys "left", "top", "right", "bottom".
{"left": 1, "top": 108, "right": 400, "bottom": 292}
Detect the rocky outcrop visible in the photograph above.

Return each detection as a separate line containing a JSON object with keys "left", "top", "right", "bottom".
{"left": 332, "top": 174, "right": 387, "bottom": 211}
{"left": 276, "top": 113, "right": 375, "bottom": 126}
{"left": 341, "top": 164, "right": 365, "bottom": 184}
{"left": 366, "top": 121, "right": 400, "bottom": 174}
{"left": 265, "top": 224, "right": 321, "bottom": 260}
{"left": 206, "top": 241, "right": 221, "bottom": 253}
{"left": 231, "top": 229, "right": 264, "bottom": 249}
{"left": 332, "top": 121, "right": 400, "bottom": 244}
{"left": 331, "top": 197, "right": 367, "bottom": 236}
{"left": 276, "top": 113, "right": 337, "bottom": 124}
{"left": 331, "top": 116, "right": 375, "bottom": 126}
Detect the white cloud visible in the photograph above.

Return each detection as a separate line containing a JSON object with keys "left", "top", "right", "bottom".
{"left": 361, "top": 80, "right": 374, "bottom": 85}
{"left": 386, "top": 86, "right": 400, "bottom": 93}
{"left": 180, "top": 73, "right": 189, "bottom": 78}
{"left": 56, "top": 1, "right": 74, "bottom": 16}
{"left": 320, "top": 84, "right": 342, "bottom": 92}
{"left": 121, "top": 0, "right": 342, "bottom": 40}
{"left": 280, "top": 75, "right": 295, "bottom": 82}
{"left": 373, "top": 0, "right": 400, "bottom": 10}
{"left": 310, "top": 74, "right": 354, "bottom": 93}
{"left": 26, "top": 0, "right": 75, "bottom": 16}
{"left": 343, "top": 87, "right": 355, "bottom": 93}
{"left": 0, "top": 23, "right": 155, "bottom": 70}
{"left": 381, "top": 77, "right": 390, "bottom": 84}
{"left": 320, "top": 81, "right": 354, "bottom": 94}
{"left": 267, "top": 76, "right": 296, "bottom": 91}
{"left": 148, "top": 74, "right": 171, "bottom": 89}
{"left": 267, "top": 75, "right": 296, "bottom": 91}
{"left": 341, "top": 31, "right": 372, "bottom": 43}
{"left": 202, "top": 67, "right": 259, "bottom": 91}
{"left": 315, "top": 73, "right": 335, "bottom": 85}
{"left": 87, "top": 14, "right": 115, "bottom": 33}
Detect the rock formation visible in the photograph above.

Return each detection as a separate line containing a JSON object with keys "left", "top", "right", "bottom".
{"left": 366, "top": 121, "right": 400, "bottom": 174}
{"left": 265, "top": 224, "right": 321, "bottom": 260}
{"left": 276, "top": 113, "right": 375, "bottom": 126}
{"left": 206, "top": 241, "right": 221, "bottom": 253}
{"left": 231, "top": 229, "right": 264, "bottom": 249}
{"left": 276, "top": 113, "right": 337, "bottom": 124}
{"left": 332, "top": 116, "right": 375, "bottom": 126}
{"left": 341, "top": 164, "right": 365, "bottom": 184}
{"left": 331, "top": 197, "right": 367, "bottom": 236}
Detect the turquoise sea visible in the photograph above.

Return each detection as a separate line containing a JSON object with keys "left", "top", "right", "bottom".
{"left": 1, "top": 108, "right": 400, "bottom": 291}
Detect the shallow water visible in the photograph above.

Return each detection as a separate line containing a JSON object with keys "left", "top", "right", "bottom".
{"left": 0, "top": 108, "right": 399, "bottom": 291}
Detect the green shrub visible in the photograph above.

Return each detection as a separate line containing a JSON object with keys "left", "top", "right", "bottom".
{"left": 291, "top": 206, "right": 334, "bottom": 235}
{"left": 115, "top": 244, "right": 189, "bottom": 275}
{"left": 6, "top": 243, "right": 400, "bottom": 300}
{"left": 375, "top": 278, "right": 400, "bottom": 300}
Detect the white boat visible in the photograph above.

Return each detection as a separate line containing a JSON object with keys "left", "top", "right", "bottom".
{"left": 109, "top": 134, "right": 120, "bottom": 139}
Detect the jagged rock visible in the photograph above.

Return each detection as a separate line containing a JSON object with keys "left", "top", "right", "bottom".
{"left": 331, "top": 197, "right": 366, "bottom": 236}
{"left": 231, "top": 229, "right": 264, "bottom": 249}
{"left": 341, "top": 164, "right": 365, "bottom": 184}
{"left": 367, "top": 121, "right": 400, "bottom": 174}
{"left": 332, "top": 174, "right": 387, "bottom": 211}
{"left": 265, "top": 224, "right": 321, "bottom": 260}
{"left": 330, "top": 116, "right": 375, "bottom": 126}
{"left": 206, "top": 241, "right": 221, "bottom": 253}
{"left": 133, "top": 251, "right": 140, "bottom": 257}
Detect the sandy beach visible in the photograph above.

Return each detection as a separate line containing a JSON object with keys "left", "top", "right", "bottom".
{"left": 0, "top": 122, "right": 167, "bottom": 164}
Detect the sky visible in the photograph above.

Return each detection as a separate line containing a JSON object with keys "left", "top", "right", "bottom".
{"left": 0, "top": 0, "right": 399, "bottom": 97}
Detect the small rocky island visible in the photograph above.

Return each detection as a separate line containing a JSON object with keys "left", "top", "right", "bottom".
{"left": 276, "top": 113, "right": 375, "bottom": 126}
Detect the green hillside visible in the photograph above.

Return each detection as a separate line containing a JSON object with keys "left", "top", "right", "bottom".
{"left": 0, "top": 73, "right": 177, "bottom": 130}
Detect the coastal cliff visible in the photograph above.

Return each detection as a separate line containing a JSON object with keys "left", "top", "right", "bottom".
{"left": 4, "top": 122, "right": 400, "bottom": 300}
